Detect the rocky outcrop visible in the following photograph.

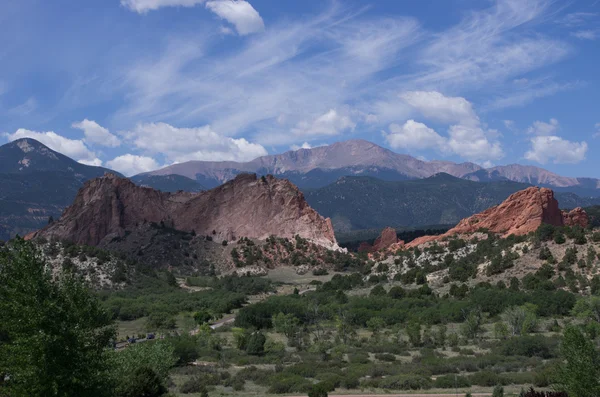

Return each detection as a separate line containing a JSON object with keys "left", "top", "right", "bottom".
{"left": 357, "top": 227, "right": 405, "bottom": 254}
{"left": 372, "top": 227, "right": 399, "bottom": 252}
{"left": 562, "top": 207, "right": 589, "bottom": 228}
{"left": 407, "top": 187, "right": 588, "bottom": 248}
{"left": 30, "top": 173, "right": 339, "bottom": 250}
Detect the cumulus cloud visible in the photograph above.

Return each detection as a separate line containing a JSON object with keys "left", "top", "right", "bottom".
{"left": 385, "top": 120, "right": 447, "bottom": 151}
{"left": 447, "top": 124, "right": 504, "bottom": 162}
{"left": 106, "top": 154, "right": 161, "bottom": 176}
{"left": 395, "top": 91, "right": 503, "bottom": 162}
{"left": 525, "top": 136, "right": 588, "bottom": 164}
{"left": 400, "top": 91, "right": 478, "bottom": 126}
{"left": 290, "top": 142, "right": 312, "bottom": 151}
{"left": 122, "top": 0, "right": 264, "bottom": 36}
{"left": 4, "top": 129, "right": 101, "bottom": 165}
{"left": 527, "top": 118, "right": 559, "bottom": 135}
{"left": 205, "top": 0, "right": 264, "bottom": 36}
{"left": 593, "top": 122, "right": 600, "bottom": 138}
{"left": 121, "top": 0, "right": 206, "bottom": 13}
{"left": 291, "top": 109, "right": 356, "bottom": 137}
{"left": 72, "top": 119, "right": 121, "bottom": 147}
{"left": 123, "top": 122, "right": 267, "bottom": 163}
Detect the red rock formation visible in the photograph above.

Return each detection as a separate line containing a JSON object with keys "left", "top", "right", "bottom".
{"left": 31, "top": 173, "right": 338, "bottom": 249}
{"left": 372, "top": 227, "right": 399, "bottom": 251}
{"left": 562, "top": 207, "right": 589, "bottom": 228}
{"left": 406, "top": 187, "right": 588, "bottom": 248}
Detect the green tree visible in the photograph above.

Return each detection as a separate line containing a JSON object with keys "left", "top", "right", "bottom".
{"left": 108, "top": 340, "right": 176, "bottom": 396}
{"left": 246, "top": 332, "right": 266, "bottom": 356}
{"left": 194, "top": 310, "right": 213, "bottom": 325}
{"left": 370, "top": 284, "right": 386, "bottom": 296}
{"left": 461, "top": 309, "right": 483, "bottom": 340}
{"left": 503, "top": 305, "right": 537, "bottom": 336}
{"left": 0, "top": 239, "right": 115, "bottom": 397}
{"left": 492, "top": 385, "right": 504, "bottom": 397}
{"left": 572, "top": 296, "right": 600, "bottom": 323}
{"left": 406, "top": 322, "right": 422, "bottom": 347}
{"left": 555, "top": 326, "right": 600, "bottom": 397}
{"left": 272, "top": 312, "right": 300, "bottom": 339}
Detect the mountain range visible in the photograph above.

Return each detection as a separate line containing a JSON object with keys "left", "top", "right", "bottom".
{"left": 0, "top": 139, "right": 120, "bottom": 240}
{"left": 304, "top": 173, "right": 600, "bottom": 232}
{"left": 139, "top": 139, "right": 600, "bottom": 195}
{"left": 2, "top": 137, "right": 600, "bottom": 240}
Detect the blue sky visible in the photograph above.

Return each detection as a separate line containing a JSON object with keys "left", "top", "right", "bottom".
{"left": 1, "top": 0, "right": 599, "bottom": 176}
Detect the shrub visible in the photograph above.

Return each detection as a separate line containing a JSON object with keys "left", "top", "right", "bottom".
{"left": 434, "top": 375, "right": 471, "bottom": 388}
{"left": 469, "top": 371, "right": 503, "bottom": 387}
{"left": 495, "top": 335, "right": 555, "bottom": 359}
{"left": 375, "top": 353, "right": 396, "bottom": 362}
{"left": 308, "top": 383, "right": 329, "bottom": 397}
{"left": 376, "top": 374, "right": 432, "bottom": 390}
{"left": 179, "top": 377, "right": 206, "bottom": 394}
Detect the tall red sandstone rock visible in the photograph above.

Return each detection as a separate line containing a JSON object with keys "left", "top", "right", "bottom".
{"left": 31, "top": 173, "right": 338, "bottom": 249}
{"left": 407, "top": 187, "right": 588, "bottom": 248}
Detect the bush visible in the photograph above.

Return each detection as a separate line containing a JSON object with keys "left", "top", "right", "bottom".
{"left": 495, "top": 335, "right": 555, "bottom": 358}
{"left": 375, "top": 374, "right": 432, "bottom": 390}
{"left": 434, "top": 375, "right": 471, "bottom": 388}
{"left": 469, "top": 371, "right": 503, "bottom": 387}
{"left": 121, "top": 366, "right": 168, "bottom": 397}
{"left": 179, "top": 377, "right": 206, "bottom": 394}
{"left": 375, "top": 353, "right": 396, "bottom": 362}
{"left": 312, "top": 268, "right": 329, "bottom": 276}
{"left": 493, "top": 385, "right": 504, "bottom": 397}
{"left": 308, "top": 383, "right": 329, "bottom": 397}
{"left": 267, "top": 373, "right": 312, "bottom": 394}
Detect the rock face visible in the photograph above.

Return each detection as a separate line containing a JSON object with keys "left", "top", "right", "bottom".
{"left": 31, "top": 173, "right": 338, "bottom": 250}
{"left": 372, "top": 227, "right": 402, "bottom": 252}
{"left": 563, "top": 207, "right": 589, "bottom": 228}
{"left": 357, "top": 227, "right": 405, "bottom": 253}
{"left": 407, "top": 187, "right": 589, "bottom": 247}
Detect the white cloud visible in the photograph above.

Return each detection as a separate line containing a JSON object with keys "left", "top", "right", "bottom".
{"left": 72, "top": 119, "right": 121, "bottom": 147}
{"left": 385, "top": 120, "right": 447, "bottom": 151}
{"left": 205, "top": 0, "right": 264, "bottom": 36}
{"left": 79, "top": 158, "right": 104, "bottom": 167}
{"left": 571, "top": 30, "right": 599, "bottom": 40}
{"left": 594, "top": 122, "right": 600, "bottom": 138}
{"left": 394, "top": 91, "right": 503, "bottom": 162}
{"left": 121, "top": 0, "right": 206, "bottom": 13}
{"left": 106, "top": 154, "right": 161, "bottom": 176}
{"left": 415, "top": 0, "right": 570, "bottom": 90}
{"left": 124, "top": 122, "right": 267, "bottom": 163}
{"left": 400, "top": 91, "right": 478, "bottom": 126}
{"left": 290, "top": 142, "right": 312, "bottom": 151}
{"left": 4, "top": 129, "right": 101, "bottom": 165}
{"left": 557, "top": 12, "right": 597, "bottom": 28}
{"left": 291, "top": 109, "right": 356, "bottom": 138}
{"left": 525, "top": 136, "right": 588, "bottom": 164}
{"left": 503, "top": 120, "right": 515, "bottom": 130}
{"left": 116, "top": 7, "right": 421, "bottom": 144}
{"left": 9, "top": 97, "right": 37, "bottom": 116}
{"left": 527, "top": 118, "right": 559, "bottom": 135}
{"left": 447, "top": 124, "right": 504, "bottom": 162}
{"left": 486, "top": 80, "right": 576, "bottom": 110}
